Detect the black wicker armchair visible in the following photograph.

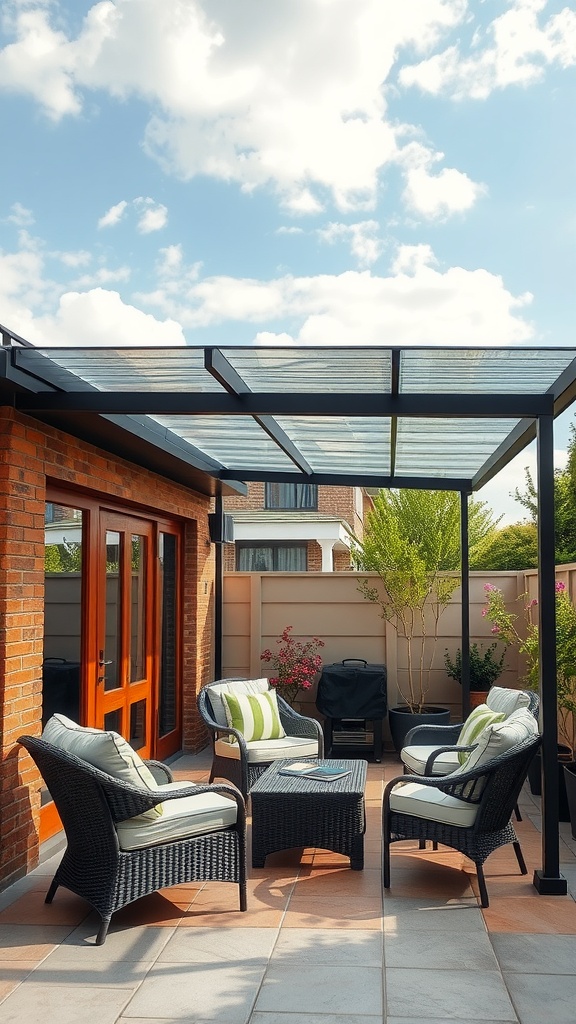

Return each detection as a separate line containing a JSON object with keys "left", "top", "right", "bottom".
{"left": 198, "top": 679, "right": 324, "bottom": 797}
{"left": 383, "top": 733, "right": 542, "bottom": 907}
{"left": 19, "top": 734, "right": 247, "bottom": 944}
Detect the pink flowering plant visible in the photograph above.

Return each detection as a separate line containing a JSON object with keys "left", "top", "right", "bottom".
{"left": 483, "top": 581, "right": 576, "bottom": 755}
{"left": 261, "top": 626, "right": 325, "bottom": 706}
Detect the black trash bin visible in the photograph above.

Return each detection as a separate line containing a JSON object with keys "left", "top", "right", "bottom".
{"left": 316, "top": 659, "right": 387, "bottom": 762}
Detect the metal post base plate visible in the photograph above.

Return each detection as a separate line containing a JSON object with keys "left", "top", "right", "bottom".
{"left": 532, "top": 869, "right": 568, "bottom": 896}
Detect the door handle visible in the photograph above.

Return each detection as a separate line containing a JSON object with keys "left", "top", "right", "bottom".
{"left": 99, "top": 660, "right": 113, "bottom": 666}
{"left": 98, "top": 650, "right": 113, "bottom": 684}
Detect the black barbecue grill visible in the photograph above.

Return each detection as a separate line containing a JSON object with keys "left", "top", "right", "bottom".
{"left": 316, "top": 659, "right": 387, "bottom": 762}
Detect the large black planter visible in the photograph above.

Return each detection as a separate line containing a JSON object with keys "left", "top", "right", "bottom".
{"left": 563, "top": 762, "right": 576, "bottom": 839}
{"left": 527, "top": 746, "right": 572, "bottom": 822}
{"left": 388, "top": 705, "right": 451, "bottom": 753}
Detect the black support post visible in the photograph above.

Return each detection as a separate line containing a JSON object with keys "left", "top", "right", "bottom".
{"left": 533, "top": 414, "right": 567, "bottom": 895}
{"left": 213, "top": 493, "right": 224, "bottom": 681}
{"left": 460, "top": 491, "right": 471, "bottom": 720}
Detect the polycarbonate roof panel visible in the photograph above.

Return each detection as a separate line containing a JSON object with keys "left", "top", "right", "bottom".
{"left": 395, "top": 418, "right": 519, "bottom": 477}
{"left": 6, "top": 342, "right": 576, "bottom": 487}
{"left": 152, "top": 415, "right": 300, "bottom": 471}
{"left": 274, "top": 417, "right": 392, "bottom": 473}
{"left": 16, "top": 347, "right": 223, "bottom": 392}
{"left": 219, "top": 348, "right": 393, "bottom": 392}
{"left": 400, "top": 348, "right": 576, "bottom": 394}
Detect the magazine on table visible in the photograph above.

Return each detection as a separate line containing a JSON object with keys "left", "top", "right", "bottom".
{"left": 278, "top": 761, "right": 351, "bottom": 781}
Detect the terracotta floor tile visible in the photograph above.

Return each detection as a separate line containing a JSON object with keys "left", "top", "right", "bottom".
{"left": 282, "top": 899, "right": 382, "bottom": 929}
{"left": 0, "top": 890, "right": 92, "bottom": 927}
{"left": 482, "top": 896, "right": 576, "bottom": 933}
{"left": 0, "top": 963, "right": 37, "bottom": 1001}
{"left": 288, "top": 869, "right": 382, "bottom": 899}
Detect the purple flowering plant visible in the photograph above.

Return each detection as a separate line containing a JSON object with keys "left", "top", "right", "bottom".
{"left": 261, "top": 625, "right": 325, "bottom": 707}
{"left": 483, "top": 580, "right": 576, "bottom": 755}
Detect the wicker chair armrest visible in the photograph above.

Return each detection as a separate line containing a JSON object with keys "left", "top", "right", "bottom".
{"left": 423, "top": 744, "right": 476, "bottom": 775}
{"left": 276, "top": 696, "right": 324, "bottom": 754}
{"left": 403, "top": 723, "right": 462, "bottom": 746}
{"left": 144, "top": 759, "right": 174, "bottom": 784}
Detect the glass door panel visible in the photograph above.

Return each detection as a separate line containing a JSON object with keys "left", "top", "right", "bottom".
{"left": 97, "top": 514, "right": 153, "bottom": 756}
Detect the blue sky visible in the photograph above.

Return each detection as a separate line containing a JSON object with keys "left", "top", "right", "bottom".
{"left": 1, "top": 0, "right": 575, "bottom": 522}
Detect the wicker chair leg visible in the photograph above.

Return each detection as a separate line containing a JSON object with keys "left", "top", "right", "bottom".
{"left": 45, "top": 878, "right": 59, "bottom": 904}
{"left": 96, "top": 916, "right": 111, "bottom": 945}
{"left": 513, "top": 840, "right": 528, "bottom": 875}
{"left": 514, "top": 802, "right": 522, "bottom": 822}
{"left": 418, "top": 839, "right": 426, "bottom": 850}
{"left": 476, "top": 863, "right": 489, "bottom": 908}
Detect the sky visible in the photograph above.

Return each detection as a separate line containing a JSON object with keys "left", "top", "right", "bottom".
{"left": 1, "top": 0, "right": 575, "bottom": 524}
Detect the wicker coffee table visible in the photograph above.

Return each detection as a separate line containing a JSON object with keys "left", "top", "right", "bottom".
{"left": 250, "top": 758, "right": 367, "bottom": 870}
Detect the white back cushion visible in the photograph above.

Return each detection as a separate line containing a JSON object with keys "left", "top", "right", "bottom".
{"left": 42, "top": 713, "right": 162, "bottom": 820}
{"left": 453, "top": 706, "right": 539, "bottom": 776}
{"left": 205, "top": 678, "right": 269, "bottom": 727}
{"left": 486, "top": 686, "right": 531, "bottom": 716}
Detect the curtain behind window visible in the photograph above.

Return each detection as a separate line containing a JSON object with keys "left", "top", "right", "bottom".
{"left": 237, "top": 545, "right": 307, "bottom": 571}
{"left": 265, "top": 483, "right": 317, "bottom": 509}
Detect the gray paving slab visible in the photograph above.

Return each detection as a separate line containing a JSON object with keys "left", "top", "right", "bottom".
{"left": 250, "top": 1016, "right": 382, "bottom": 1024}
{"left": 123, "top": 961, "right": 266, "bottom": 1022}
{"left": 0, "top": 982, "right": 131, "bottom": 1024}
{"left": 504, "top": 972, "right": 576, "bottom": 1024}
{"left": 386, "top": 967, "right": 517, "bottom": 1020}
{"left": 157, "top": 925, "right": 278, "bottom": 963}
{"left": 0, "top": 924, "right": 73, "bottom": 958}
{"left": 384, "top": 928, "right": 499, "bottom": 970}
{"left": 492, "top": 934, "right": 576, "bottom": 973}
{"left": 26, "top": 957, "right": 155, "bottom": 988}
{"left": 254, "top": 964, "right": 383, "bottom": 1016}
{"left": 270, "top": 928, "right": 382, "bottom": 966}
{"left": 58, "top": 920, "right": 176, "bottom": 959}
{"left": 382, "top": 896, "right": 485, "bottom": 933}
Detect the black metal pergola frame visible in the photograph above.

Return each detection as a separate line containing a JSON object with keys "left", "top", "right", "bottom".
{"left": 1, "top": 325, "right": 575, "bottom": 897}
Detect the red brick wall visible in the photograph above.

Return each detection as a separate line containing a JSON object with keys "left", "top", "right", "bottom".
{"left": 0, "top": 407, "right": 214, "bottom": 886}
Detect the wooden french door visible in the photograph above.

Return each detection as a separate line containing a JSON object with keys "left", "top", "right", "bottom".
{"left": 96, "top": 513, "right": 154, "bottom": 757}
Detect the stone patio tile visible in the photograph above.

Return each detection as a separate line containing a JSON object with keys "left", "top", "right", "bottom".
{"left": 27, "top": 957, "right": 155, "bottom": 988}
{"left": 0, "top": 962, "right": 39, "bottom": 1001}
{"left": 504, "top": 972, "right": 576, "bottom": 1024}
{"left": 0, "top": 982, "right": 132, "bottom": 1024}
{"left": 482, "top": 896, "right": 576, "bottom": 933}
{"left": 383, "top": 897, "right": 485, "bottom": 933}
{"left": 0, "top": 924, "right": 73, "bottom": 959}
{"left": 0, "top": 888, "right": 92, "bottom": 927}
{"left": 157, "top": 926, "right": 278, "bottom": 963}
{"left": 123, "top": 961, "right": 266, "bottom": 1022}
{"left": 384, "top": 928, "right": 499, "bottom": 970}
{"left": 251, "top": 1015, "right": 381, "bottom": 1024}
{"left": 385, "top": 967, "right": 516, "bottom": 1020}
{"left": 51, "top": 922, "right": 175, "bottom": 960}
{"left": 254, "top": 964, "right": 382, "bottom": 1016}
{"left": 491, "top": 933, "right": 576, "bottom": 973}
{"left": 271, "top": 927, "right": 382, "bottom": 966}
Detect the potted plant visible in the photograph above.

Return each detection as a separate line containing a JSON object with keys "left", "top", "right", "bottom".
{"left": 444, "top": 642, "right": 506, "bottom": 709}
{"left": 260, "top": 625, "right": 325, "bottom": 708}
{"left": 350, "top": 490, "right": 470, "bottom": 751}
{"left": 483, "top": 581, "right": 576, "bottom": 824}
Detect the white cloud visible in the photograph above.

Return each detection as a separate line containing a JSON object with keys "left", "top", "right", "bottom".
{"left": 72, "top": 266, "right": 131, "bottom": 288}
{"left": 137, "top": 245, "right": 534, "bottom": 345}
{"left": 275, "top": 226, "right": 305, "bottom": 236}
{"left": 0, "top": 0, "right": 481, "bottom": 215}
{"left": 134, "top": 198, "right": 168, "bottom": 233}
{"left": 26, "top": 289, "right": 187, "bottom": 347}
{"left": 399, "top": 141, "right": 487, "bottom": 220}
{"left": 316, "top": 220, "right": 383, "bottom": 267}
{"left": 98, "top": 200, "right": 128, "bottom": 229}
{"left": 52, "top": 250, "right": 92, "bottom": 268}
{"left": 400, "top": 0, "right": 576, "bottom": 100}
{"left": 6, "top": 202, "right": 34, "bottom": 227}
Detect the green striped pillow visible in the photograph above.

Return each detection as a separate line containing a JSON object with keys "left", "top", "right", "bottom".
{"left": 222, "top": 690, "right": 286, "bottom": 742}
{"left": 456, "top": 704, "right": 506, "bottom": 765}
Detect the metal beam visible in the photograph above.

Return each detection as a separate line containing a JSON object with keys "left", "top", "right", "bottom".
{"left": 14, "top": 391, "right": 556, "bottom": 418}
{"left": 470, "top": 419, "right": 536, "bottom": 491}
{"left": 460, "top": 491, "right": 471, "bottom": 719}
{"left": 219, "top": 469, "right": 474, "bottom": 490}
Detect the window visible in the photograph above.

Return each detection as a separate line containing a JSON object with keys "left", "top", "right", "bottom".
{"left": 265, "top": 483, "right": 318, "bottom": 510}
{"left": 236, "top": 543, "right": 307, "bottom": 571}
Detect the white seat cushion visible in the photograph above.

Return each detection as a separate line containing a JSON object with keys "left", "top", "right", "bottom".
{"left": 205, "top": 679, "right": 269, "bottom": 728}
{"left": 390, "top": 781, "right": 478, "bottom": 828}
{"left": 116, "top": 788, "right": 238, "bottom": 851}
{"left": 215, "top": 734, "right": 319, "bottom": 763}
{"left": 401, "top": 745, "right": 461, "bottom": 776}
{"left": 486, "top": 686, "right": 531, "bottom": 716}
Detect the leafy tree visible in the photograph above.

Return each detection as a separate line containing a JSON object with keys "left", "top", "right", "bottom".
{"left": 45, "top": 541, "right": 82, "bottom": 573}
{"left": 513, "top": 431, "right": 576, "bottom": 564}
{"left": 474, "top": 522, "right": 538, "bottom": 570}
{"left": 350, "top": 489, "right": 501, "bottom": 712}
